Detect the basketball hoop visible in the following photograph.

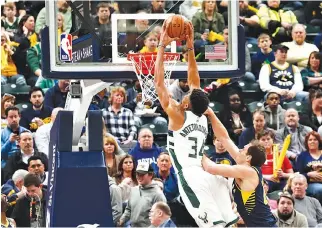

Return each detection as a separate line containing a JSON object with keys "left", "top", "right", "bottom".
{"left": 127, "top": 52, "right": 180, "bottom": 103}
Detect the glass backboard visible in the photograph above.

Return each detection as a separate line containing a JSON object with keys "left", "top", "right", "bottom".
{"left": 42, "top": 0, "right": 245, "bottom": 80}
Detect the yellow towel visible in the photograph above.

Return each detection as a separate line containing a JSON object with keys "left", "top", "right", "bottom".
{"left": 216, "top": 78, "right": 230, "bottom": 84}
{"left": 139, "top": 46, "right": 158, "bottom": 53}
{"left": 208, "top": 31, "right": 224, "bottom": 42}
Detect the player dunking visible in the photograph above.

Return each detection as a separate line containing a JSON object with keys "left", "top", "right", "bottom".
{"left": 154, "top": 21, "right": 238, "bottom": 227}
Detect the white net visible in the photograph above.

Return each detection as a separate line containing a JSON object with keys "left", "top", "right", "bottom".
{"left": 128, "top": 53, "right": 180, "bottom": 103}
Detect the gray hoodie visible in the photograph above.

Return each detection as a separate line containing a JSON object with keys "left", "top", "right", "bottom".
{"left": 108, "top": 176, "right": 123, "bottom": 225}
{"left": 261, "top": 105, "right": 286, "bottom": 131}
{"left": 120, "top": 183, "right": 166, "bottom": 227}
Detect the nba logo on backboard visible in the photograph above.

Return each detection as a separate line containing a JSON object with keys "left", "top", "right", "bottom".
{"left": 60, "top": 33, "right": 72, "bottom": 62}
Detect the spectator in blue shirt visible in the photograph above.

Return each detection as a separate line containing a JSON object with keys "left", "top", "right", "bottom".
{"left": 1, "top": 106, "right": 29, "bottom": 168}
{"left": 20, "top": 87, "right": 52, "bottom": 132}
{"left": 206, "top": 136, "right": 236, "bottom": 166}
{"left": 129, "top": 128, "right": 165, "bottom": 170}
{"left": 296, "top": 131, "right": 322, "bottom": 204}
{"left": 44, "top": 80, "right": 69, "bottom": 108}
{"left": 154, "top": 152, "right": 179, "bottom": 202}
{"left": 251, "top": 33, "right": 275, "bottom": 79}
{"left": 89, "top": 89, "right": 109, "bottom": 111}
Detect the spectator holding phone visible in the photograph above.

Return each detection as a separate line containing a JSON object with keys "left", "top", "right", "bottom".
{"left": 192, "top": 0, "right": 225, "bottom": 51}
{"left": 1, "top": 106, "right": 29, "bottom": 168}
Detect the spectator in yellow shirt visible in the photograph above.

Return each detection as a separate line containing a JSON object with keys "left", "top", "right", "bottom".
{"left": 139, "top": 31, "right": 158, "bottom": 53}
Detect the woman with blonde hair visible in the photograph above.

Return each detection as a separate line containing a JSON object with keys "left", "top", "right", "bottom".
{"left": 192, "top": 0, "right": 225, "bottom": 48}
{"left": 1, "top": 32, "right": 26, "bottom": 86}
{"left": 103, "top": 135, "right": 121, "bottom": 177}
{"left": 57, "top": 13, "right": 65, "bottom": 47}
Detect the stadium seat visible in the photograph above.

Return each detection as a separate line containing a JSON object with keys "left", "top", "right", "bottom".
{"left": 305, "top": 24, "right": 321, "bottom": 34}
{"left": 283, "top": 101, "right": 308, "bottom": 114}
{"left": 203, "top": 145, "right": 215, "bottom": 157}
{"left": 140, "top": 121, "right": 168, "bottom": 137}
{"left": 239, "top": 81, "right": 260, "bottom": 92}
{"left": 247, "top": 101, "right": 263, "bottom": 113}
{"left": 209, "top": 102, "right": 223, "bottom": 114}
{"left": 246, "top": 38, "right": 259, "bottom": 56}
{"left": 305, "top": 24, "right": 321, "bottom": 42}
{"left": 1, "top": 84, "right": 31, "bottom": 95}
{"left": 155, "top": 139, "right": 167, "bottom": 148}
{"left": 238, "top": 81, "right": 264, "bottom": 101}
{"left": 15, "top": 103, "right": 31, "bottom": 112}
{"left": 267, "top": 190, "right": 283, "bottom": 201}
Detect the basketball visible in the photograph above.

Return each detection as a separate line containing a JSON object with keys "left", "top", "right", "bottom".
{"left": 166, "top": 15, "right": 187, "bottom": 38}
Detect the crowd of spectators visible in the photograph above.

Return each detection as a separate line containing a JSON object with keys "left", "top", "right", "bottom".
{"left": 1, "top": 0, "right": 322, "bottom": 227}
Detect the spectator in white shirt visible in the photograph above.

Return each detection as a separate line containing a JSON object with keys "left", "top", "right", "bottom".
{"left": 282, "top": 24, "right": 319, "bottom": 70}
{"left": 34, "top": 107, "right": 63, "bottom": 156}
{"left": 259, "top": 44, "right": 309, "bottom": 103}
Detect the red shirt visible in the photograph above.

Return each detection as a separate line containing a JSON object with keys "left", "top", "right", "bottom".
{"left": 261, "top": 153, "right": 293, "bottom": 175}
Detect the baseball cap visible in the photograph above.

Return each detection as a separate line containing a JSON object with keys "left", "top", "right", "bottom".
{"left": 272, "top": 44, "right": 289, "bottom": 52}
{"left": 278, "top": 191, "right": 295, "bottom": 204}
{"left": 136, "top": 163, "right": 154, "bottom": 174}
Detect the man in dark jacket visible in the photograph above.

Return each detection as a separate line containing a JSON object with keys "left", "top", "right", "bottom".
{"left": 3, "top": 131, "right": 48, "bottom": 182}
{"left": 11, "top": 173, "right": 47, "bottom": 227}
{"left": 77, "top": 2, "right": 113, "bottom": 59}
{"left": 44, "top": 80, "right": 69, "bottom": 108}
{"left": 20, "top": 87, "right": 52, "bottom": 132}
{"left": 1, "top": 169, "right": 29, "bottom": 216}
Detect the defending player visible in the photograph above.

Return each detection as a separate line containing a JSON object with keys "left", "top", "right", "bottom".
{"left": 202, "top": 108, "right": 277, "bottom": 227}
{"left": 154, "top": 20, "right": 238, "bottom": 227}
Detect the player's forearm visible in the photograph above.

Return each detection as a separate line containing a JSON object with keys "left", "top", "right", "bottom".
{"left": 187, "top": 45, "right": 200, "bottom": 89}
{"left": 208, "top": 111, "right": 229, "bottom": 140}
{"left": 154, "top": 45, "right": 165, "bottom": 87}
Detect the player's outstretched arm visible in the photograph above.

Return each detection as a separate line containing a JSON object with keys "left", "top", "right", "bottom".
{"left": 204, "top": 108, "right": 240, "bottom": 162}
{"left": 202, "top": 156, "right": 254, "bottom": 179}
{"left": 186, "top": 22, "right": 200, "bottom": 90}
{"left": 154, "top": 21, "right": 178, "bottom": 112}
